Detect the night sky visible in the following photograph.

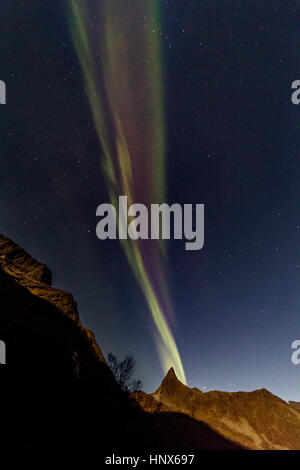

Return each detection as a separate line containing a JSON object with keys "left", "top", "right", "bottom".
{"left": 1, "top": 0, "right": 300, "bottom": 400}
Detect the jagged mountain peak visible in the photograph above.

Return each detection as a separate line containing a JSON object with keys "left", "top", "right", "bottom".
{"left": 151, "top": 367, "right": 194, "bottom": 404}
{"left": 290, "top": 401, "right": 300, "bottom": 412}
{"left": 155, "top": 367, "right": 185, "bottom": 393}
{"left": 164, "top": 367, "right": 178, "bottom": 383}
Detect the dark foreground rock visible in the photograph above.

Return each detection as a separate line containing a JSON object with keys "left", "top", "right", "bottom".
{"left": 133, "top": 368, "right": 300, "bottom": 450}
{"left": 0, "top": 234, "right": 241, "bottom": 453}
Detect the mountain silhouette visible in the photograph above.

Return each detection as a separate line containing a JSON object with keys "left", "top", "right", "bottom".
{"left": 133, "top": 367, "right": 300, "bottom": 450}
{"left": 1, "top": 234, "right": 299, "bottom": 452}
{"left": 0, "top": 234, "right": 242, "bottom": 452}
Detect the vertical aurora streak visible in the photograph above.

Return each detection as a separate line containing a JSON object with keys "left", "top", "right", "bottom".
{"left": 68, "top": 0, "right": 186, "bottom": 383}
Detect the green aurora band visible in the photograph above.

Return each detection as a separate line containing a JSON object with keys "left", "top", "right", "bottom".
{"left": 68, "top": 0, "right": 186, "bottom": 384}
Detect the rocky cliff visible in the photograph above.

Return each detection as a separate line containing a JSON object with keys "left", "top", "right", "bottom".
{"left": 0, "top": 234, "right": 127, "bottom": 451}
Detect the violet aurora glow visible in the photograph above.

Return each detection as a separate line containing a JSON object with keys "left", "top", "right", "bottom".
{"left": 68, "top": 0, "right": 186, "bottom": 383}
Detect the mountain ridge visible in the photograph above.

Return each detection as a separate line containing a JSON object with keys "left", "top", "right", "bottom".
{"left": 0, "top": 233, "right": 244, "bottom": 452}
{"left": 133, "top": 367, "right": 300, "bottom": 450}
{"left": 1, "top": 233, "right": 299, "bottom": 452}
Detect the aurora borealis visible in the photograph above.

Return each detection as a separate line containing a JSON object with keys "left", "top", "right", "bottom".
{"left": 1, "top": 0, "right": 300, "bottom": 401}
{"left": 68, "top": 0, "right": 186, "bottom": 383}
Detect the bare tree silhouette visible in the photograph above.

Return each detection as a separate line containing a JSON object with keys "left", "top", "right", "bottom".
{"left": 107, "top": 353, "right": 142, "bottom": 393}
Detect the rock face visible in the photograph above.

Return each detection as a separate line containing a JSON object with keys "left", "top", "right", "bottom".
{"left": 0, "top": 234, "right": 126, "bottom": 451}
{"left": 0, "top": 234, "right": 106, "bottom": 376}
{"left": 133, "top": 368, "right": 300, "bottom": 450}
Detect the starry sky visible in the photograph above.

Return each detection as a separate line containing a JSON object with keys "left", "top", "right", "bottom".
{"left": 1, "top": 0, "right": 300, "bottom": 400}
